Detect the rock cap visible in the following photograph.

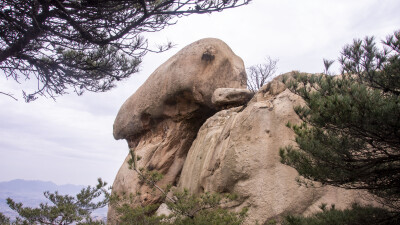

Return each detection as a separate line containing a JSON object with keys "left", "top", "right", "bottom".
{"left": 113, "top": 38, "right": 247, "bottom": 140}
{"left": 211, "top": 88, "right": 253, "bottom": 108}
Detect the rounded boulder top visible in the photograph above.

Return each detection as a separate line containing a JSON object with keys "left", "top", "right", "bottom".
{"left": 113, "top": 38, "right": 247, "bottom": 140}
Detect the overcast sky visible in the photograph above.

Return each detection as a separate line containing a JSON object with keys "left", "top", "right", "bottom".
{"left": 1, "top": 0, "right": 399, "bottom": 186}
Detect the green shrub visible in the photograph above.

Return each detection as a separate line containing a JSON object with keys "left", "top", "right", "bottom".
{"left": 111, "top": 189, "right": 247, "bottom": 225}
{"left": 283, "top": 204, "right": 399, "bottom": 225}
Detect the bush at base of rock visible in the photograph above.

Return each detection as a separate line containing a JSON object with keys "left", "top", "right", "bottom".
{"left": 283, "top": 204, "right": 400, "bottom": 225}
{"left": 113, "top": 190, "right": 247, "bottom": 225}
{"left": 114, "top": 203, "right": 164, "bottom": 225}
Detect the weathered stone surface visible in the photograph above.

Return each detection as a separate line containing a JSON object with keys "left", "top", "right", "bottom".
{"left": 113, "top": 38, "right": 246, "bottom": 140}
{"left": 109, "top": 37, "right": 382, "bottom": 224}
{"left": 156, "top": 203, "right": 172, "bottom": 217}
{"left": 108, "top": 38, "right": 246, "bottom": 224}
{"left": 211, "top": 88, "right": 253, "bottom": 108}
{"left": 178, "top": 74, "right": 378, "bottom": 224}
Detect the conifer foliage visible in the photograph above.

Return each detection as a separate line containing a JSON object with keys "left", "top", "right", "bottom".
{"left": 111, "top": 190, "right": 247, "bottom": 225}
{"left": 280, "top": 31, "right": 400, "bottom": 213}
{"left": 0, "top": 0, "right": 250, "bottom": 102}
{"left": 110, "top": 149, "right": 248, "bottom": 225}
{"left": 283, "top": 204, "right": 400, "bottom": 225}
{"left": 1, "top": 150, "right": 247, "bottom": 224}
{"left": 3, "top": 178, "right": 109, "bottom": 224}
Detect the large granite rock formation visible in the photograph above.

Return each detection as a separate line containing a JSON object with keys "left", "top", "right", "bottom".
{"left": 109, "top": 38, "right": 379, "bottom": 224}
{"left": 178, "top": 77, "right": 376, "bottom": 224}
{"left": 108, "top": 38, "right": 247, "bottom": 223}
{"left": 113, "top": 38, "right": 246, "bottom": 140}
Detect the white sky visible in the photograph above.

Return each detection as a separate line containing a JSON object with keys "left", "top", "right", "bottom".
{"left": 1, "top": 0, "right": 399, "bottom": 186}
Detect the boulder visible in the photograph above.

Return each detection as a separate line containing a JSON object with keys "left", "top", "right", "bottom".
{"left": 178, "top": 74, "right": 378, "bottom": 224}
{"left": 113, "top": 38, "right": 246, "bottom": 140}
{"left": 211, "top": 88, "right": 253, "bottom": 108}
{"left": 108, "top": 38, "right": 246, "bottom": 224}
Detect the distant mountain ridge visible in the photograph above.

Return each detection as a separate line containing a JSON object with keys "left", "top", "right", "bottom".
{"left": 0, "top": 179, "right": 84, "bottom": 195}
{"left": 0, "top": 179, "right": 107, "bottom": 221}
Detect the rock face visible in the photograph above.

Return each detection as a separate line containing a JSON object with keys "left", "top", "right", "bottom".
{"left": 178, "top": 77, "right": 376, "bottom": 224}
{"left": 113, "top": 38, "right": 246, "bottom": 140}
{"left": 109, "top": 38, "right": 378, "bottom": 224}
{"left": 211, "top": 88, "right": 253, "bottom": 108}
{"left": 108, "top": 38, "right": 247, "bottom": 224}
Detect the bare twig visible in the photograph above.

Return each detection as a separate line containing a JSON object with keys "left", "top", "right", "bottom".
{"left": 247, "top": 56, "right": 278, "bottom": 92}
{"left": 0, "top": 91, "right": 18, "bottom": 101}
